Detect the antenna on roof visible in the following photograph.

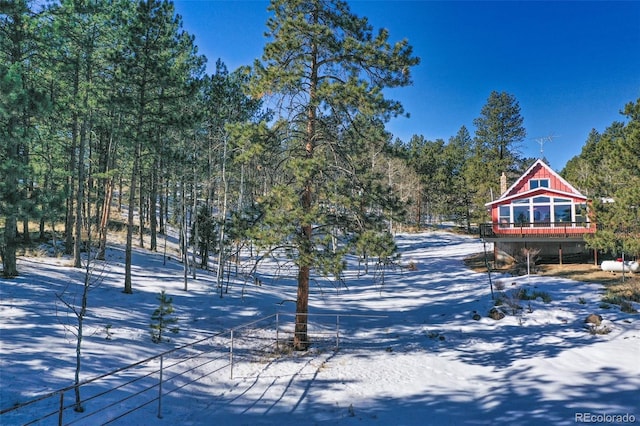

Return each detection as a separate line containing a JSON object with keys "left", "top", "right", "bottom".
{"left": 533, "top": 134, "right": 559, "bottom": 158}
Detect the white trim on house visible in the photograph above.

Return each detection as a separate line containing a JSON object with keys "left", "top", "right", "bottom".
{"left": 486, "top": 187, "right": 587, "bottom": 207}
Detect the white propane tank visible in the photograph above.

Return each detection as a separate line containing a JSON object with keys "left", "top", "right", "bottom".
{"left": 601, "top": 260, "right": 640, "bottom": 273}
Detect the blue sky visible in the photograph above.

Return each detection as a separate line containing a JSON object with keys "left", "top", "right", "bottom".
{"left": 173, "top": 0, "right": 640, "bottom": 171}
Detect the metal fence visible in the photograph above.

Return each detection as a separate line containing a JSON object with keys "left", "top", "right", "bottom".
{"left": 1, "top": 312, "right": 385, "bottom": 426}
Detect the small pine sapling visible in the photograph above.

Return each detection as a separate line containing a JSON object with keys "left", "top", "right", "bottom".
{"left": 150, "top": 290, "right": 179, "bottom": 343}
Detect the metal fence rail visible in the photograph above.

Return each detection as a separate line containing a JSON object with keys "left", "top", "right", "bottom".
{"left": 1, "top": 313, "right": 386, "bottom": 425}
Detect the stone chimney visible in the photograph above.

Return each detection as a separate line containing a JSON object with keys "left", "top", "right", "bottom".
{"left": 500, "top": 172, "right": 507, "bottom": 195}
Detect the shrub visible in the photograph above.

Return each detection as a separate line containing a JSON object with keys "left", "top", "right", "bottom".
{"left": 513, "top": 288, "right": 553, "bottom": 303}
{"left": 587, "top": 324, "right": 612, "bottom": 335}
{"left": 604, "top": 280, "right": 640, "bottom": 303}
{"left": 501, "top": 289, "right": 523, "bottom": 314}
{"left": 601, "top": 292, "right": 638, "bottom": 313}
{"left": 620, "top": 300, "right": 638, "bottom": 314}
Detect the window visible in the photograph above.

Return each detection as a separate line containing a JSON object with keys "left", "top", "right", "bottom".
{"left": 575, "top": 203, "right": 588, "bottom": 225}
{"left": 530, "top": 179, "right": 549, "bottom": 189}
{"left": 499, "top": 205, "right": 510, "bottom": 227}
{"left": 513, "top": 206, "right": 529, "bottom": 225}
{"left": 533, "top": 205, "right": 551, "bottom": 225}
{"left": 554, "top": 205, "right": 572, "bottom": 222}
{"left": 498, "top": 195, "right": 585, "bottom": 227}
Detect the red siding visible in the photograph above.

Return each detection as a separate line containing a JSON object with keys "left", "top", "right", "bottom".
{"left": 506, "top": 163, "right": 576, "bottom": 197}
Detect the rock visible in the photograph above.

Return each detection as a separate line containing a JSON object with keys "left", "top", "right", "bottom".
{"left": 472, "top": 313, "right": 482, "bottom": 321}
{"left": 585, "top": 313, "right": 603, "bottom": 326}
{"left": 488, "top": 308, "right": 505, "bottom": 320}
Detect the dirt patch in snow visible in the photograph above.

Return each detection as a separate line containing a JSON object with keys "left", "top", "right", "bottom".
{"left": 464, "top": 252, "right": 638, "bottom": 285}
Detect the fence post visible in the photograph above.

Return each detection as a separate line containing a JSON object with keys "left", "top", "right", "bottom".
{"left": 336, "top": 314, "right": 340, "bottom": 350}
{"left": 230, "top": 330, "right": 234, "bottom": 379}
{"left": 157, "top": 354, "right": 164, "bottom": 419}
{"left": 58, "top": 391, "right": 64, "bottom": 426}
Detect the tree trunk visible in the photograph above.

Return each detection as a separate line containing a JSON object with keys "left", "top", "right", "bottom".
{"left": 65, "top": 58, "right": 80, "bottom": 255}
{"left": 181, "top": 181, "right": 188, "bottom": 291}
{"left": 217, "top": 135, "right": 229, "bottom": 294}
{"left": 293, "top": 17, "right": 319, "bottom": 351}
{"left": 73, "top": 116, "right": 87, "bottom": 268}
{"left": 96, "top": 123, "right": 117, "bottom": 260}
{"left": 118, "top": 175, "right": 123, "bottom": 213}
{"left": 2, "top": 216, "right": 18, "bottom": 278}
{"left": 96, "top": 177, "right": 114, "bottom": 260}
{"left": 74, "top": 246, "right": 90, "bottom": 412}
{"left": 294, "top": 256, "right": 311, "bottom": 351}
{"left": 138, "top": 174, "right": 145, "bottom": 248}
{"left": 159, "top": 176, "right": 165, "bottom": 235}
{"left": 124, "top": 141, "right": 140, "bottom": 294}
{"left": 22, "top": 217, "right": 30, "bottom": 244}
{"left": 150, "top": 156, "right": 158, "bottom": 251}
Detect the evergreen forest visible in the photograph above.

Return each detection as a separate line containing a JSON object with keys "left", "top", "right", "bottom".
{"left": 2, "top": 0, "right": 639, "bottom": 348}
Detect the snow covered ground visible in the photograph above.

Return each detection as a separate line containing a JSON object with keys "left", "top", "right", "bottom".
{"left": 1, "top": 231, "right": 638, "bottom": 425}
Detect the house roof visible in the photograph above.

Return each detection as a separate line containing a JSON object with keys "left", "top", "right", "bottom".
{"left": 485, "top": 159, "right": 587, "bottom": 207}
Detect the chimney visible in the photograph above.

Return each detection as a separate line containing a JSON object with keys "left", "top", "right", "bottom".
{"left": 500, "top": 172, "right": 507, "bottom": 195}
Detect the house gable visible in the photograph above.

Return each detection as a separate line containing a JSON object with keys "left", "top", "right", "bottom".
{"left": 487, "top": 159, "right": 585, "bottom": 207}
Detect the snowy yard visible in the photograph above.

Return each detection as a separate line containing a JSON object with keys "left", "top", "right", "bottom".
{"left": 1, "top": 231, "right": 638, "bottom": 425}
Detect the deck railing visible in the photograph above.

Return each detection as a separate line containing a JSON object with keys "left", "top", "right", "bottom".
{"left": 479, "top": 221, "right": 595, "bottom": 239}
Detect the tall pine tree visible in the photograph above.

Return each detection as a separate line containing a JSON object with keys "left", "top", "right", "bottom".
{"left": 0, "top": 1, "right": 48, "bottom": 277}
{"left": 250, "top": 0, "right": 418, "bottom": 350}
{"left": 468, "top": 91, "right": 526, "bottom": 222}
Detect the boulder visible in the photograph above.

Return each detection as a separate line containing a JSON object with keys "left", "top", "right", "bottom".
{"left": 584, "top": 313, "right": 603, "bottom": 326}
{"left": 488, "top": 308, "right": 505, "bottom": 320}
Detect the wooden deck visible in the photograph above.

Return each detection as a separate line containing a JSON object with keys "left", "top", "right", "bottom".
{"left": 479, "top": 222, "right": 595, "bottom": 242}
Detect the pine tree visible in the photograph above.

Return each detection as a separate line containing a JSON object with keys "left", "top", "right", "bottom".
{"left": 150, "top": 290, "right": 179, "bottom": 344}
{"left": 115, "top": 0, "right": 205, "bottom": 294}
{"left": 0, "top": 1, "right": 48, "bottom": 277}
{"left": 468, "top": 91, "right": 527, "bottom": 222}
{"left": 580, "top": 99, "right": 640, "bottom": 258}
{"left": 250, "top": 0, "right": 419, "bottom": 350}
{"left": 444, "top": 126, "right": 474, "bottom": 231}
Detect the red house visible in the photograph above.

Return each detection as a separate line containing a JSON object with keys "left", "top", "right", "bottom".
{"left": 480, "top": 159, "right": 595, "bottom": 263}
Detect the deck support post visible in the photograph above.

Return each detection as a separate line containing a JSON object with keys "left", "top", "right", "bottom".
{"left": 558, "top": 243, "right": 563, "bottom": 265}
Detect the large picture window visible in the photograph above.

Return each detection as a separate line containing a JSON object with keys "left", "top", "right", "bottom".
{"left": 533, "top": 205, "right": 550, "bottom": 224}
{"left": 554, "top": 205, "right": 572, "bottom": 222}
{"left": 513, "top": 206, "right": 529, "bottom": 224}
{"left": 498, "top": 196, "right": 588, "bottom": 228}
